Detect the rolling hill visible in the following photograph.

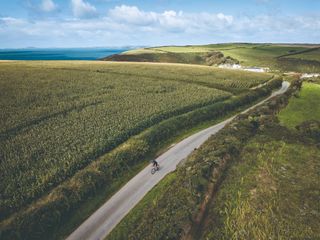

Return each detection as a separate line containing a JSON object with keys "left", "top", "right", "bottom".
{"left": 104, "top": 43, "right": 320, "bottom": 73}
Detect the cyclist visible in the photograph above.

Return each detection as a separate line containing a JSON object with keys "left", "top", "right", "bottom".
{"left": 152, "top": 159, "right": 159, "bottom": 169}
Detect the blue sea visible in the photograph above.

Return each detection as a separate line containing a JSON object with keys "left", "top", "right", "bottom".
{"left": 0, "top": 48, "right": 130, "bottom": 60}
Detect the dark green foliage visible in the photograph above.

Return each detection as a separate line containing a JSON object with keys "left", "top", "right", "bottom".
{"left": 104, "top": 50, "right": 239, "bottom": 67}
{"left": 277, "top": 57, "right": 320, "bottom": 73}
{"left": 104, "top": 52, "right": 208, "bottom": 65}
{"left": 204, "top": 51, "right": 239, "bottom": 66}
{"left": 296, "top": 120, "right": 320, "bottom": 141}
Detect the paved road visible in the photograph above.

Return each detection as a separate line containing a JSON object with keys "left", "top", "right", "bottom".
{"left": 67, "top": 81, "right": 290, "bottom": 240}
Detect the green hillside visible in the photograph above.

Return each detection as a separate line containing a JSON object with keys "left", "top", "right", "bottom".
{"left": 278, "top": 82, "right": 320, "bottom": 128}
{"left": 104, "top": 43, "right": 320, "bottom": 73}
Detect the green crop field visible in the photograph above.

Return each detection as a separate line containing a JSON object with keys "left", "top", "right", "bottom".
{"left": 0, "top": 60, "right": 274, "bottom": 238}
{"left": 278, "top": 82, "right": 320, "bottom": 129}
{"left": 105, "top": 43, "right": 320, "bottom": 73}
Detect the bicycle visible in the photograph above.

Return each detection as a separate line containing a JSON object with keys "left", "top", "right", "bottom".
{"left": 151, "top": 165, "right": 160, "bottom": 174}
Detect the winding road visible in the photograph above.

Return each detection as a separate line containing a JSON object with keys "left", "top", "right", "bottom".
{"left": 67, "top": 81, "right": 290, "bottom": 240}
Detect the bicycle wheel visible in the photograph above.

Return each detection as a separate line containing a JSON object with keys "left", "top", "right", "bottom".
{"left": 151, "top": 167, "right": 156, "bottom": 174}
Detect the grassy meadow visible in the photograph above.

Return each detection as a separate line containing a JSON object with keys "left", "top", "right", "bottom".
{"left": 203, "top": 81, "right": 320, "bottom": 239}
{"left": 105, "top": 43, "right": 320, "bottom": 72}
{"left": 204, "top": 131, "right": 320, "bottom": 240}
{"left": 278, "top": 82, "right": 320, "bottom": 128}
{"left": 0, "top": 60, "right": 277, "bottom": 239}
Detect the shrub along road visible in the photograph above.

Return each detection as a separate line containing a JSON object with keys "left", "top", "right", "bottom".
{"left": 67, "top": 82, "right": 290, "bottom": 240}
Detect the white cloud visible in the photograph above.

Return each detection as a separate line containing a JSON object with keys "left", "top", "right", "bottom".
{"left": 108, "top": 5, "right": 233, "bottom": 33}
{"left": 40, "top": 0, "right": 57, "bottom": 12}
{"left": 71, "top": 0, "right": 97, "bottom": 18}
{"left": 158, "top": 11, "right": 186, "bottom": 31}
{"left": 217, "top": 13, "right": 233, "bottom": 24}
{"left": 0, "top": 6, "right": 319, "bottom": 48}
{"left": 109, "top": 5, "right": 156, "bottom": 25}
{"left": 0, "top": 17, "right": 27, "bottom": 26}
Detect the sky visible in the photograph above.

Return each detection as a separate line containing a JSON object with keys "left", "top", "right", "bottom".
{"left": 0, "top": 0, "right": 319, "bottom": 48}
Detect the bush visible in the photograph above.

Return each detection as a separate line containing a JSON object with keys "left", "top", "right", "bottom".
{"left": 296, "top": 120, "right": 320, "bottom": 141}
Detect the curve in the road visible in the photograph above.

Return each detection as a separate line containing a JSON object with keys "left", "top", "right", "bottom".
{"left": 67, "top": 81, "right": 290, "bottom": 240}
